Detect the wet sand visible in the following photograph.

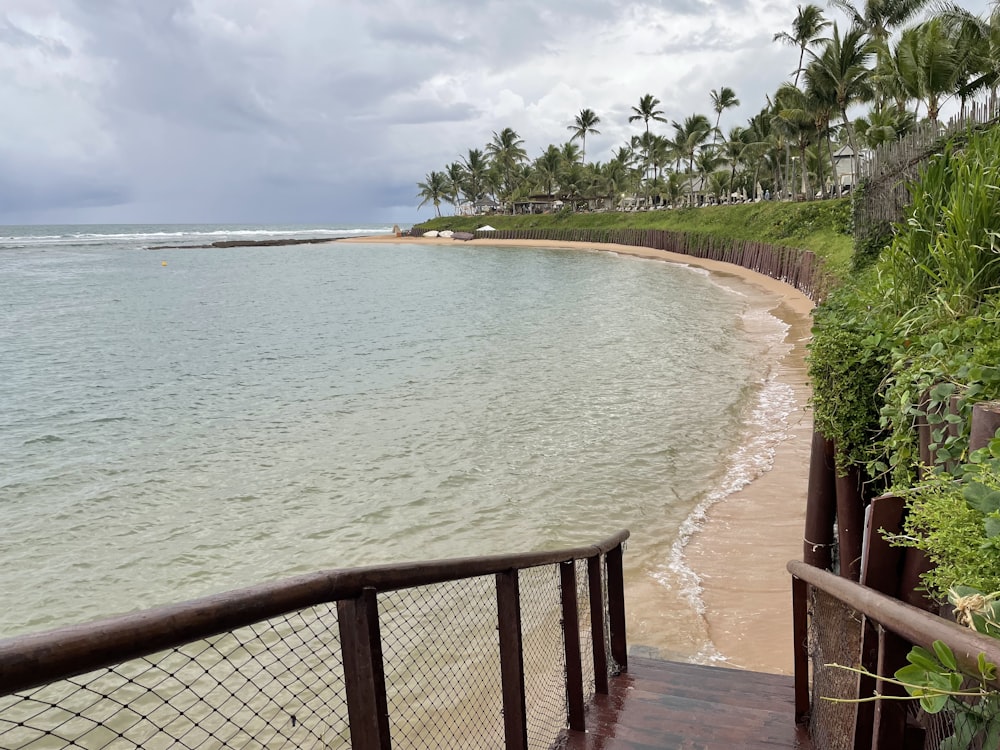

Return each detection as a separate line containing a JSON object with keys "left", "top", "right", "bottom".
{"left": 350, "top": 234, "right": 813, "bottom": 674}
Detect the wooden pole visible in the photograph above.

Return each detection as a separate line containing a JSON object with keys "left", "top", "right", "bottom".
{"left": 496, "top": 570, "right": 528, "bottom": 750}
{"left": 804, "top": 431, "right": 837, "bottom": 569}
{"left": 970, "top": 401, "right": 1000, "bottom": 451}
{"left": 338, "top": 588, "right": 391, "bottom": 750}
{"left": 835, "top": 467, "right": 866, "bottom": 581}
{"left": 560, "top": 561, "right": 586, "bottom": 731}
{"left": 587, "top": 555, "right": 609, "bottom": 694}
{"left": 606, "top": 545, "right": 628, "bottom": 672}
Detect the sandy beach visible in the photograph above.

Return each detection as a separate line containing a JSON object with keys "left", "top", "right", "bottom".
{"left": 351, "top": 234, "right": 813, "bottom": 674}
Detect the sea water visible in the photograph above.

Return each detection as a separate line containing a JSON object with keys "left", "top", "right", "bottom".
{"left": 0, "top": 224, "right": 790, "bottom": 658}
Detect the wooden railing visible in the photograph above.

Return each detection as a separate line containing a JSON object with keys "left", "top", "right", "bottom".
{"left": 0, "top": 530, "right": 630, "bottom": 750}
{"left": 788, "top": 559, "right": 1000, "bottom": 749}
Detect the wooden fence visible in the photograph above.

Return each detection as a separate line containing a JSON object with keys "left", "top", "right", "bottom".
{"left": 854, "top": 96, "right": 1000, "bottom": 252}
{"left": 477, "top": 227, "right": 832, "bottom": 302}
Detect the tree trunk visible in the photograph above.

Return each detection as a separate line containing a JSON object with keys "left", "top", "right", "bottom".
{"left": 826, "top": 131, "right": 837, "bottom": 196}
{"left": 800, "top": 143, "right": 809, "bottom": 199}
{"left": 841, "top": 105, "right": 860, "bottom": 189}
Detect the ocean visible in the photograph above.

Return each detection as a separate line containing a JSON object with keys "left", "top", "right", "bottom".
{"left": 0, "top": 223, "right": 792, "bottom": 659}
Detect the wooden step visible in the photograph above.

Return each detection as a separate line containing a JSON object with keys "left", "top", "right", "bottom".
{"left": 559, "top": 657, "right": 813, "bottom": 750}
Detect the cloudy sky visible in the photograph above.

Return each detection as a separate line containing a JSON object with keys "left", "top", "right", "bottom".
{"left": 0, "top": 0, "right": 989, "bottom": 225}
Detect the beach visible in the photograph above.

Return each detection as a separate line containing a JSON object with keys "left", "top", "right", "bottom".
{"left": 353, "top": 233, "right": 813, "bottom": 675}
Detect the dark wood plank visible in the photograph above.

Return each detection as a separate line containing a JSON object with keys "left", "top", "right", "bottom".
{"left": 497, "top": 570, "right": 528, "bottom": 750}
{"left": 560, "top": 657, "right": 813, "bottom": 750}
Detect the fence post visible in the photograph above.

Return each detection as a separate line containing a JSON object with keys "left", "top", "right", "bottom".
{"left": 606, "top": 543, "right": 628, "bottom": 672}
{"left": 337, "top": 587, "right": 391, "bottom": 750}
{"left": 804, "top": 430, "right": 837, "bottom": 569}
{"left": 791, "top": 575, "right": 810, "bottom": 724}
{"left": 497, "top": 570, "right": 529, "bottom": 750}
{"left": 560, "top": 560, "right": 586, "bottom": 731}
{"left": 587, "top": 555, "right": 609, "bottom": 694}
{"left": 970, "top": 401, "right": 1000, "bottom": 451}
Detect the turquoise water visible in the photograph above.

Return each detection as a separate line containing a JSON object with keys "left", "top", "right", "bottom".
{"left": 0, "top": 225, "right": 790, "bottom": 656}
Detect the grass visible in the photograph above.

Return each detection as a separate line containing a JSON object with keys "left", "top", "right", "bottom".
{"left": 414, "top": 198, "right": 854, "bottom": 280}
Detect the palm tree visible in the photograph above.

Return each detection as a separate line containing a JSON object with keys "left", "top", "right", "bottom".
{"left": 671, "top": 114, "right": 713, "bottom": 205}
{"left": 629, "top": 94, "right": 667, "bottom": 188}
{"left": 672, "top": 113, "right": 712, "bottom": 174}
{"left": 829, "top": 0, "right": 931, "bottom": 47}
{"left": 799, "top": 57, "right": 841, "bottom": 194}
{"left": 722, "top": 126, "right": 752, "bottom": 200}
{"left": 534, "top": 145, "right": 563, "bottom": 196}
{"left": 486, "top": 128, "right": 527, "bottom": 207}
{"left": 808, "top": 23, "right": 874, "bottom": 183}
{"left": 773, "top": 83, "right": 820, "bottom": 198}
{"left": 567, "top": 108, "right": 602, "bottom": 163}
{"left": 416, "top": 171, "right": 450, "bottom": 217}
{"left": 629, "top": 94, "right": 667, "bottom": 137}
{"left": 895, "top": 18, "right": 968, "bottom": 122}
{"left": 560, "top": 141, "right": 582, "bottom": 166}
{"left": 444, "top": 162, "right": 465, "bottom": 213}
{"left": 853, "top": 106, "right": 916, "bottom": 147}
{"left": 710, "top": 86, "right": 741, "bottom": 144}
{"left": 774, "top": 4, "right": 832, "bottom": 86}
{"left": 939, "top": 1, "right": 1000, "bottom": 101}
{"left": 462, "top": 148, "right": 489, "bottom": 207}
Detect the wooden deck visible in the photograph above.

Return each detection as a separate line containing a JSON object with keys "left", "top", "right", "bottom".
{"left": 559, "top": 657, "right": 813, "bottom": 750}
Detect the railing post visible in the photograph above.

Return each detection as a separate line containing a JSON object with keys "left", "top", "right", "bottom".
{"left": 791, "top": 575, "right": 810, "bottom": 724}
{"left": 497, "top": 570, "right": 528, "bottom": 750}
{"left": 606, "top": 543, "right": 628, "bottom": 672}
{"left": 560, "top": 560, "right": 585, "bottom": 731}
{"left": 587, "top": 555, "right": 609, "bottom": 694}
{"left": 337, "top": 587, "right": 391, "bottom": 750}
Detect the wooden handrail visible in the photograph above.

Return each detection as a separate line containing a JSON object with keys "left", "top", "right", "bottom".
{"left": 0, "top": 530, "right": 629, "bottom": 698}
{"left": 787, "top": 559, "right": 1000, "bottom": 685}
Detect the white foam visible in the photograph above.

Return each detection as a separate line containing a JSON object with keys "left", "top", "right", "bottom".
{"left": 653, "top": 304, "right": 794, "bottom": 627}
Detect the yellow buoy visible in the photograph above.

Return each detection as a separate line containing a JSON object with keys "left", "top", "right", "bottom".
{"left": 162, "top": 261, "right": 168, "bottom": 266}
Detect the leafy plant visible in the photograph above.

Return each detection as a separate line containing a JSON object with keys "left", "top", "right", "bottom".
{"left": 872, "top": 309, "right": 1000, "bottom": 486}
{"left": 896, "top": 442, "right": 1000, "bottom": 598}
{"left": 828, "top": 639, "right": 1000, "bottom": 750}
{"left": 807, "top": 272, "right": 892, "bottom": 479}
{"left": 895, "top": 641, "right": 1000, "bottom": 750}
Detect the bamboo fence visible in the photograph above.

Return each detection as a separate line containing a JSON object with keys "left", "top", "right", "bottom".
{"left": 855, "top": 96, "right": 1000, "bottom": 241}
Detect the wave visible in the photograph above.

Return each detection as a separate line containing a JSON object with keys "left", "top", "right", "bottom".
{"left": 0, "top": 226, "right": 396, "bottom": 245}
{"left": 655, "top": 307, "right": 793, "bottom": 622}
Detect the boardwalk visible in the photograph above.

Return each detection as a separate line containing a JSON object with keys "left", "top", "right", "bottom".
{"left": 560, "top": 657, "right": 813, "bottom": 750}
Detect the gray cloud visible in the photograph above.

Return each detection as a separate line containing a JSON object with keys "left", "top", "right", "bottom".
{"left": 0, "top": 0, "right": 974, "bottom": 225}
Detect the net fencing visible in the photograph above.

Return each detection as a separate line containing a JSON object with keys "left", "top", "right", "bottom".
{"left": 0, "top": 603, "right": 349, "bottom": 750}
{"left": 807, "top": 586, "right": 999, "bottom": 750}
{"left": 1, "top": 555, "right": 615, "bottom": 750}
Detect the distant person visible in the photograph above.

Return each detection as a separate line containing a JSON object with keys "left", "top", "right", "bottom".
{"left": 764, "top": 189, "right": 771, "bottom": 201}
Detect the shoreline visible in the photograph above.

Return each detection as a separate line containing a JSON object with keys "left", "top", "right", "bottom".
{"left": 349, "top": 233, "right": 813, "bottom": 674}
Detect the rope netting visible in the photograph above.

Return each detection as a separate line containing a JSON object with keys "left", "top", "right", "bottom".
{"left": 1, "top": 557, "right": 612, "bottom": 749}
{"left": 0, "top": 603, "right": 349, "bottom": 749}
{"left": 809, "top": 588, "right": 863, "bottom": 750}
{"left": 379, "top": 576, "right": 504, "bottom": 749}
{"left": 808, "top": 587, "right": 998, "bottom": 750}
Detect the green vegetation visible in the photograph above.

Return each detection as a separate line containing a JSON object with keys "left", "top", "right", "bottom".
{"left": 808, "top": 125, "right": 1000, "bottom": 605}
{"left": 414, "top": 198, "right": 854, "bottom": 275}
{"left": 833, "top": 640, "right": 1000, "bottom": 749}
{"left": 415, "top": 0, "right": 1000, "bottom": 241}
{"left": 899, "top": 443, "right": 1000, "bottom": 597}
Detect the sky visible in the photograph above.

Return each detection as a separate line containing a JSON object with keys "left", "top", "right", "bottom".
{"left": 0, "top": 0, "right": 992, "bottom": 225}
